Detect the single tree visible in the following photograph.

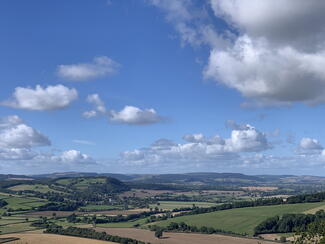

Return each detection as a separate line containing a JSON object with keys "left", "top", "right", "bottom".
{"left": 155, "top": 229, "right": 163, "bottom": 239}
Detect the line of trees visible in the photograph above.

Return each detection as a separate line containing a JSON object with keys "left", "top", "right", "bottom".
{"left": 67, "top": 209, "right": 164, "bottom": 224}
{"left": 38, "top": 201, "right": 84, "bottom": 211}
{"left": 45, "top": 225, "right": 149, "bottom": 244}
{"left": 287, "top": 192, "right": 325, "bottom": 204}
{"left": 0, "top": 199, "right": 7, "bottom": 207}
{"left": 294, "top": 219, "right": 325, "bottom": 244}
{"left": 149, "top": 222, "right": 246, "bottom": 236}
{"left": 254, "top": 210, "right": 325, "bottom": 235}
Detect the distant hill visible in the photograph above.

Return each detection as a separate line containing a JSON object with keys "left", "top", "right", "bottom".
{"left": 31, "top": 172, "right": 325, "bottom": 186}
{"left": 0, "top": 172, "right": 322, "bottom": 187}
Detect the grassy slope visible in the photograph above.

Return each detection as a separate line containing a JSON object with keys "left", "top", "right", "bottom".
{"left": 153, "top": 202, "right": 325, "bottom": 235}
{"left": 4, "top": 196, "right": 47, "bottom": 209}
{"left": 303, "top": 202, "right": 325, "bottom": 214}
{"left": 8, "top": 184, "right": 59, "bottom": 193}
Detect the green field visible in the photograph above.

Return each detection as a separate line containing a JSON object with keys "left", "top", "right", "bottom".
{"left": 0, "top": 222, "right": 38, "bottom": 234}
{"left": 80, "top": 204, "right": 124, "bottom": 211}
{"left": 97, "top": 217, "right": 149, "bottom": 228}
{"left": 56, "top": 177, "right": 107, "bottom": 190}
{"left": 8, "top": 184, "right": 59, "bottom": 193}
{"left": 0, "top": 217, "right": 29, "bottom": 226}
{"left": 154, "top": 202, "right": 325, "bottom": 235}
{"left": 150, "top": 201, "right": 218, "bottom": 210}
{"left": 56, "top": 178, "right": 72, "bottom": 185}
{"left": 0, "top": 195, "right": 48, "bottom": 212}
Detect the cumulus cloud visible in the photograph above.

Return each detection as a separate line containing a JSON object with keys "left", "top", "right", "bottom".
{"left": 297, "top": 137, "right": 323, "bottom": 156}
{"left": 83, "top": 94, "right": 107, "bottom": 118}
{"left": 227, "top": 125, "right": 269, "bottom": 152}
{"left": 150, "top": 0, "right": 325, "bottom": 106}
{"left": 0, "top": 148, "right": 36, "bottom": 161}
{"left": 0, "top": 115, "right": 95, "bottom": 170}
{"left": 2, "top": 85, "right": 78, "bottom": 111}
{"left": 210, "top": 0, "right": 325, "bottom": 50}
{"left": 207, "top": 1, "right": 325, "bottom": 105}
{"left": 51, "top": 150, "right": 95, "bottom": 164}
{"left": 110, "top": 106, "right": 163, "bottom": 125}
{"left": 204, "top": 35, "right": 325, "bottom": 105}
{"left": 82, "top": 94, "right": 163, "bottom": 125}
{"left": 57, "top": 56, "right": 120, "bottom": 81}
{"left": 0, "top": 115, "right": 50, "bottom": 160}
{"left": 300, "top": 138, "right": 323, "bottom": 150}
{"left": 119, "top": 123, "right": 269, "bottom": 166}
{"left": 0, "top": 116, "right": 50, "bottom": 150}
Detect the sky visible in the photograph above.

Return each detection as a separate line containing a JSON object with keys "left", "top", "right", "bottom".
{"left": 1, "top": 0, "right": 325, "bottom": 175}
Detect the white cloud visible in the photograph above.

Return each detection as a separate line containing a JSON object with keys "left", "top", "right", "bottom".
{"left": 0, "top": 124, "right": 50, "bottom": 149}
{"left": 119, "top": 123, "right": 269, "bottom": 166}
{"left": 82, "top": 94, "right": 164, "bottom": 125}
{"left": 225, "top": 120, "right": 251, "bottom": 130}
{"left": 0, "top": 148, "right": 36, "bottom": 161}
{"left": 227, "top": 125, "right": 269, "bottom": 153}
{"left": 0, "top": 115, "right": 97, "bottom": 173}
{"left": 110, "top": 106, "right": 163, "bottom": 125}
{"left": 83, "top": 110, "right": 97, "bottom": 119}
{"left": 204, "top": 35, "right": 325, "bottom": 105}
{"left": 2, "top": 85, "right": 78, "bottom": 111}
{"left": 205, "top": 1, "right": 325, "bottom": 106}
{"left": 148, "top": 0, "right": 228, "bottom": 48}
{"left": 0, "top": 115, "right": 23, "bottom": 128}
{"left": 57, "top": 56, "right": 120, "bottom": 81}
{"left": 51, "top": 150, "right": 95, "bottom": 164}
{"left": 0, "top": 116, "right": 50, "bottom": 150}
{"left": 150, "top": 0, "right": 325, "bottom": 106}
{"left": 83, "top": 94, "right": 107, "bottom": 118}
{"left": 183, "top": 133, "right": 205, "bottom": 143}
{"left": 73, "top": 139, "right": 95, "bottom": 145}
{"left": 300, "top": 137, "right": 323, "bottom": 150}
{"left": 210, "top": 0, "right": 325, "bottom": 50}
{"left": 0, "top": 115, "right": 50, "bottom": 161}
{"left": 297, "top": 137, "right": 323, "bottom": 155}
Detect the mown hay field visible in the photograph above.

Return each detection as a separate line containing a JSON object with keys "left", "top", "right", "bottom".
{"left": 154, "top": 202, "right": 325, "bottom": 235}
{"left": 1, "top": 231, "right": 116, "bottom": 244}
{"left": 96, "top": 227, "right": 274, "bottom": 244}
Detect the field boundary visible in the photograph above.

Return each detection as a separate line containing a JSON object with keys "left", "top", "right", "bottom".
{"left": 0, "top": 237, "right": 20, "bottom": 243}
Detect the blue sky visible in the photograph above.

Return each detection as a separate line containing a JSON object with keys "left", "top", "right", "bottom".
{"left": 1, "top": 0, "right": 325, "bottom": 175}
